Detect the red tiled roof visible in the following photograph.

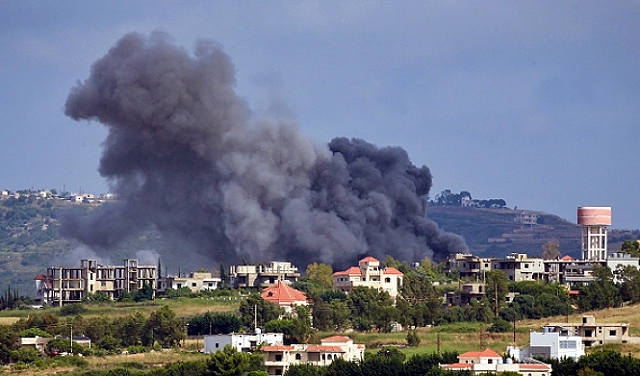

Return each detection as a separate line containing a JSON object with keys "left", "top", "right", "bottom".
{"left": 261, "top": 345, "right": 294, "bottom": 352}
{"left": 561, "top": 255, "right": 576, "bottom": 261}
{"left": 519, "top": 364, "right": 552, "bottom": 370}
{"left": 383, "top": 267, "right": 403, "bottom": 275}
{"left": 306, "top": 345, "right": 344, "bottom": 352}
{"left": 261, "top": 281, "right": 307, "bottom": 305}
{"left": 441, "top": 363, "right": 473, "bottom": 370}
{"left": 359, "top": 256, "right": 379, "bottom": 263}
{"left": 332, "top": 266, "right": 361, "bottom": 277}
{"left": 34, "top": 274, "right": 48, "bottom": 280}
{"left": 321, "top": 335, "right": 352, "bottom": 343}
{"left": 459, "top": 348, "right": 501, "bottom": 359}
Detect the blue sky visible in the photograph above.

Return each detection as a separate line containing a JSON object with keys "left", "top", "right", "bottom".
{"left": 1, "top": 1, "right": 639, "bottom": 229}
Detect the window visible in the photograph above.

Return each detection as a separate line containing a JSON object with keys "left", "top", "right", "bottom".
{"left": 560, "top": 340, "right": 576, "bottom": 349}
{"left": 295, "top": 353, "right": 301, "bottom": 360}
{"left": 385, "top": 277, "right": 391, "bottom": 283}
{"left": 215, "top": 343, "right": 219, "bottom": 348}
{"left": 488, "top": 359, "right": 493, "bottom": 364}
{"left": 275, "top": 354, "right": 282, "bottom": 361}
{"left": 192, "top": 283, "right": 197, "bottom": 287}
{"left": 610, "top": 330, "right": 617, "bottom": 336}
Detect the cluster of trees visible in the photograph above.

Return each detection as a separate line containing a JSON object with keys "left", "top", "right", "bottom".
{"left": 0, "top": 305, "right": 186, "bottom": 364}
{"left": 431, "top": 190, "right": 507, "bottom": 209}
{"left": 545, "top": 349, "right": 640, "bottom": 376}
{"left": 575, "top": 263, "right": 640, "bottom": 311}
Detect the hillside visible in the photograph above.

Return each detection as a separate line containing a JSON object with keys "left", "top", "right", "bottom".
{"left": 426, "top": 205, "right": 584, "bottom": 258}
{"left": 0, "top": 192, "right": 638, "bottom": 297}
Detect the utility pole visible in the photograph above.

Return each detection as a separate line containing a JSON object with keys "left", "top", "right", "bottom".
{"left": 254, "top": 303, "right": 258, "bottom": 331}
{"left": 70, "top": 325, "right": 73, "bottom": 355}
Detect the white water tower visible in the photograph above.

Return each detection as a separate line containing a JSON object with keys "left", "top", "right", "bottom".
{"left": 577, "top": 206, "right": 611, "bottom": 261}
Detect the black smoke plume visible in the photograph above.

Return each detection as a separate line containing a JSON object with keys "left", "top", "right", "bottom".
{"left": 61, "top": 32, "right": 467, "bottom": 269}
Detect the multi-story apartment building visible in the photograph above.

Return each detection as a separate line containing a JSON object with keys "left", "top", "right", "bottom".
{"left": 447, "top": 252, "right": 545, "bottom": 282}
{"left": 446, "top": 253, "right": 493, "bottom": 279}
{"left": 157, "top": 271, "right": 221, "bottom": 294}
{"left": 492, "top": 253, "right": 546, "bottom": 282}
{"left": 545, "top": 315, "right": 640, "bottom": 347}
{"left": 229, "top": 261, "right": 300, "bottom": 289}
{"left": 332, "top": 256, "right": 403, "bottom": 298}
{"left": 261, "top": 336, "right": 364, "bottom": 376}
{"left": 36, "top": 259, "right": 156, "bottom": 306}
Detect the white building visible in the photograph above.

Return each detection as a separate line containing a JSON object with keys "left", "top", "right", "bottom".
{"left": 441, "top": 348, "right": 552, "bottom": 376}
{"left": 203, "top": 331, "right": 284, "bottom": 354}
{"left": 332, "top": 257, "right": 403, "bottom": 298}
{"left": 262, "top": 336, "right": 365, "bottom": 376}
{"left": 507, "top": 326, "right": 585, "bottom": 361}
{"left": 157, "top": 272, "right": 221, "bottom": 294}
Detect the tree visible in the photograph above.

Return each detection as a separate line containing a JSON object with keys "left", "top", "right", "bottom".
{"left": 188, "top": 312, "right": 242, "bottom": 335}
{"left": 239, "top": 294, "right": 283, "bottom": 330}
{"left": 618, "top": 265, "right": 640, "bottom": 303}
{"left": 116, "top": 312, "right": 148, "bottom": 347}
{"left": 406, "top": 329, "right": 420, "bottom": 347}
{"left": 397, "top": 273, "right": 442, "bottom": 327}
{"left": 305, "top": 263, "right": 334, "bottom": 289}
{"left": 484, "top": 270, "right": 508, "bottom": 317}
{"left": 285, "top": 364, "right": 327, "bottom": 376}
{"left": 206, "top": 345, "right": 263, "bottom": 376}
{"left": 620, "top": 240, "right": 640, "bottom": 257}
{"left": 542, "top": 240, "right": 561, "bottom": 260}
{"left": 577, "top": 266, "right": 622, "bottom": 311}
{"left": 144, "top": 306, "right": 185, "bottom": 348}
{"left": 346, "top": 287, "right": 397, "bottom": 332}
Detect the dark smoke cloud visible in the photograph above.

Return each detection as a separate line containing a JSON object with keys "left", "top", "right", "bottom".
{"left": 61, "top": 31, "right": 467, "bottom": 269}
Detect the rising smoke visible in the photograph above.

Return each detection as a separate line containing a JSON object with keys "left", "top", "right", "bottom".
{"left": 61, "top": 32, "right": 467, "bottom": 270}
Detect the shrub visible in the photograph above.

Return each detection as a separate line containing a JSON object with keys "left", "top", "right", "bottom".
{"left": 488, "top": 318, "right": 512, "bottom": 333}
{"left": 60, "top": 303, "right": 88, "bottom": 316}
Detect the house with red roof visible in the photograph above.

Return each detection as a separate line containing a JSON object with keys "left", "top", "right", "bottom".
{"left": 332, "top": 256, "right": 403, "bottom": 298}
{"left": 261, "top": 280, "right": 308, "bottom": 313}
{"left": 262, "top": 335, "right": 364, "bottom": 376}
{"left": 441, "top": 348, "right": 552, "bottom": 375}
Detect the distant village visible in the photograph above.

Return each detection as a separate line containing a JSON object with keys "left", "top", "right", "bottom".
{"left": 6, "top": 188, "right": 640, "bottom": 374}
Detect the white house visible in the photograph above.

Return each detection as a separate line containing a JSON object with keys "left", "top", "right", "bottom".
{"left": 157, "top": 272, "right": 221, "bottom": 294}
{"left": 507, "top": 326, "right": 584, "bottom": 361}
{"left": 203, "top": 331, "right": 284, "bottom": 354}
{"left": 262, "top": 336, "right": 365, "bottom": 376}
{"left": 332, "top": 256, "right": 403, "bottom": 298}
{"left": 441, "top": 348, "right": 552, "bottom": 376}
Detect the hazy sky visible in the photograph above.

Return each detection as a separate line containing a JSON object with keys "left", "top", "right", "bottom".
{"left": 1, "top": 1, "right": 638, "bottom": 229}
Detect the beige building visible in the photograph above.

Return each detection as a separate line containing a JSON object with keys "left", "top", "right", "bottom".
{"left": 37, "top": 259, "right": 156, "bottom": 306}
{"left": 446, "top": 253, "right": 493, "bottom": 279}
{"left": 546, "top": 315, "right": 640, "bottom": 347}
{"left": 262, "top": 336, "right": 364, "bottom": 376}
{"left": 157, "top": 271, "right": 221, "bottom": 294}
{"left": 229, "top": 261, "right": 300, "bottom": 289}
{"left": 493, "top": 253, "right": 545, "bottom": 282}
{"left": 332, "top": 256, "right": 403, "bottom": 298}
